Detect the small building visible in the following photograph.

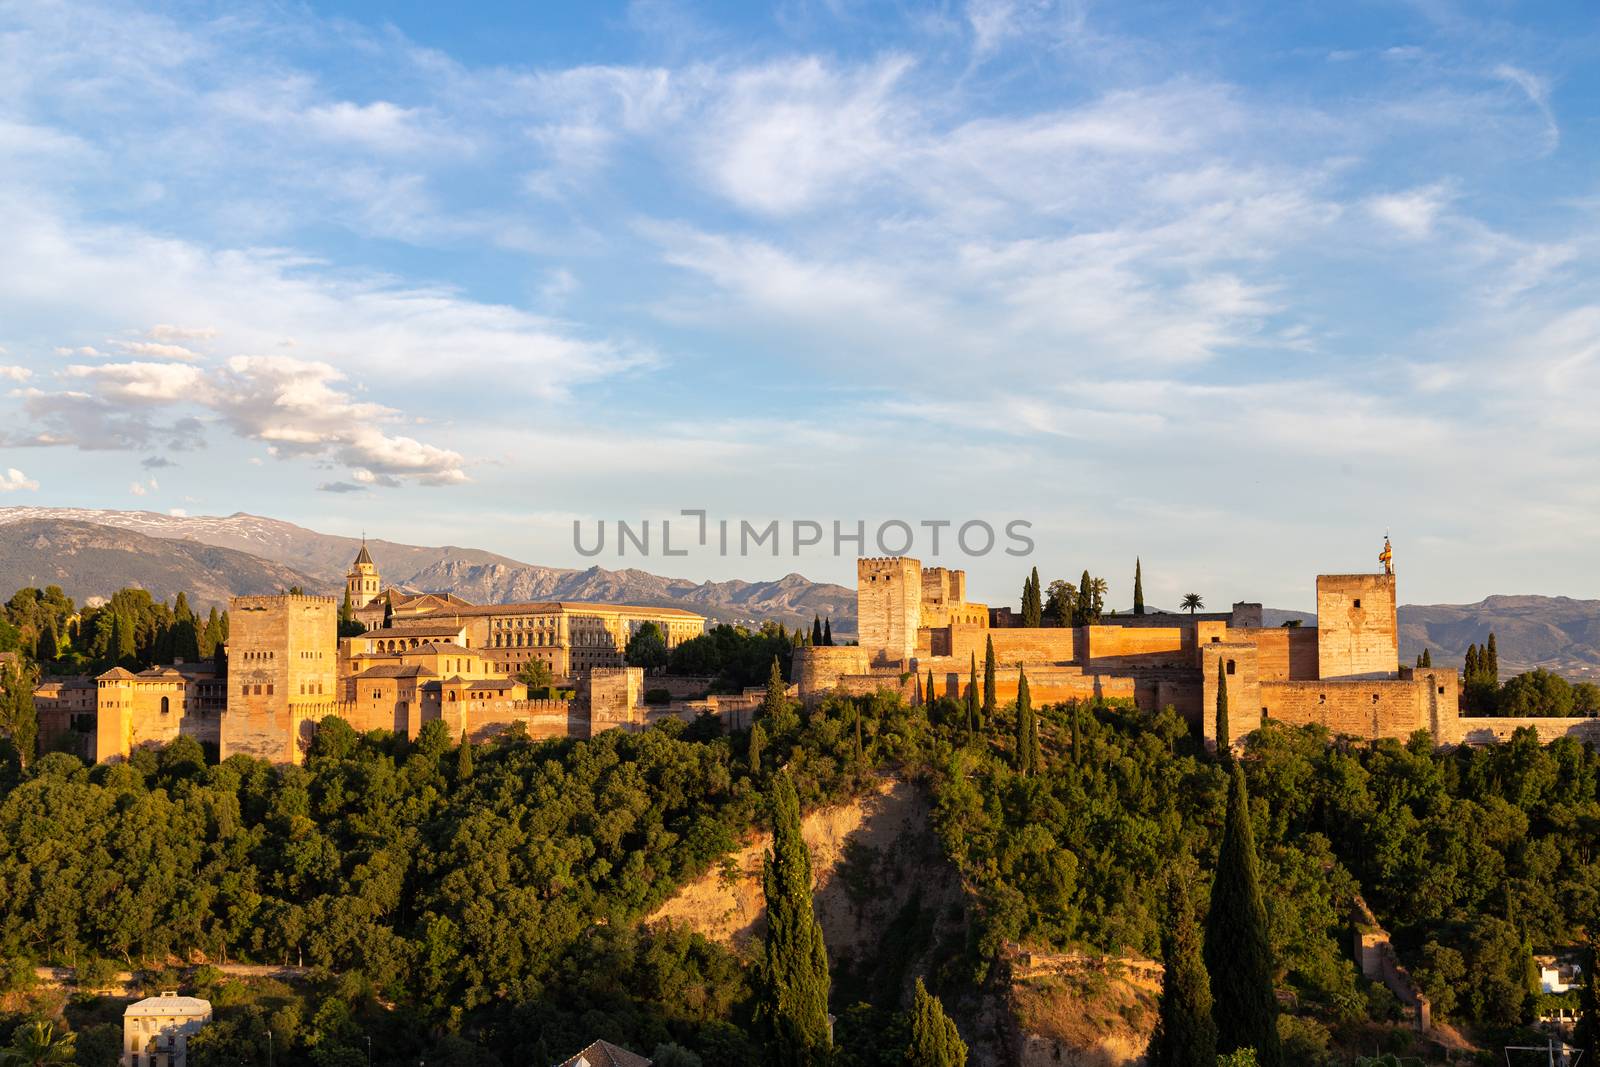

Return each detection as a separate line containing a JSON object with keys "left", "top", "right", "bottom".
{"left": 121, "top": 990, "right": 211, "bottom": 1067}
{"left": 556, "top": 1040, "right": 652, "bottom": 1067}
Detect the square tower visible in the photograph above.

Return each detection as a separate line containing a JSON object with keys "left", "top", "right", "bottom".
{"left": 857, "top": 557, "right": 922, "bottom": 667}
{"left": 1315, "top": 574, "right": 1398, "bottom": 680}
{"left": 222, "top": 594, "right": 337, "bottom": 763}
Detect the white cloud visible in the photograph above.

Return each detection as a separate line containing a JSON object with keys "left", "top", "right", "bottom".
{"left": 0, "top": 469, "right": 38, "bottom": 492}
{"left": 1493, "top": 64, "right": 1558, "bottom": 152}
{"left": 111, "top": 340, "right": 203, "bottom": 361}
{"left": 1366, "top": 183, "right": 1453, "bottom": 238}
{"left": 129, "top": 481, "right": 146, "bottom": 496}
{"left": 168, "top": 507, "right": 187, "bottom": 516}
{"left": 0, "top": 366, "right": 32, "bottom": 382}
{"left": 148, "top": 324, "right": 217, "bottom": 342}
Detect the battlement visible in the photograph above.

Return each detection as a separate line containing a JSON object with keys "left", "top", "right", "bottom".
{"left": 231, "top": 594, "right": 338, "bottom": 610}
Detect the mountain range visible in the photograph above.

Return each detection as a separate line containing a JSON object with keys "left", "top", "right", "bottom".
{"left": 0, "top": 507, "right": 1595, "bottom": 680}
{"left": 0, "top": 508, "right": 855, "bottom": 632}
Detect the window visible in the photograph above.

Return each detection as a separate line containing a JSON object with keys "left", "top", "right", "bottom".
{"left": 1353, "top": 598, "right": 1362, "bottom": 608}
{"left": 266, "top": 684, "right": 274, "bottom": 695}
{"left": 160, "top": 696, "right": 170, "bottom": 715}
{"left": 1318, "top": 693, "right": 1326, "bottom": 704}
{"left": 1225, "top": 660, "right": 1236, "bottom": 676}
{"left": 1372, "top": 693, "right": 1380, "bottom": 703}
{"left": 1438, "top": 685, "right": 1446, "bottom": 695}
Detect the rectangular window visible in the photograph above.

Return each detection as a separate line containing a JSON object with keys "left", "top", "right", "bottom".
{"left": 1353, "top": 598, "right": 1362, "bottom": 608}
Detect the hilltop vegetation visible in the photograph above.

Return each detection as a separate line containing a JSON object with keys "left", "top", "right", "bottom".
{"left": 1, "top": 671, "right": 1599, "bottom": 1062}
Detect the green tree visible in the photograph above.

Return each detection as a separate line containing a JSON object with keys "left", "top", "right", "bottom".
{"left": 823, "top": 618, "right": 833, "bottom": 646}
{"left": 1204, "top": 763, "right": 1280, "bottom": 1065}
{"left": 966, "top": 653, "right": 980, "bottom": 735}
{"left": 982, "top": 636, "right": 996, "bottom": 724}
{"left": 1022, "top": 568, "right": 1043, "bottom": 628}
{"left": 812, "top": 616, "right": 824, "bottom": 646}
{"left": 1045, "top": 579, "right": 1075, "bottom": 627}
{"left": 1181, "top": 593, "right": 1204, "bottom": 615}
{"left": 1015, "top": 666, "right": 1040, "bottom": 777}
{"left": 926, "top": 669, "right": 936, "bottom": 707}
{"left": 626, "top": 621, "right": 670, "bottom": 670}
{"left": 1133, "top": 558, "right": 1145, "bottom": 616}
{"left": 1150, "top": 873, "right": 1217, "bottom": 1067}
{"left": 1075, "top": 569, "right": 1093, "bottom": 626}
{"left": 1214, "top": 659, "right": 1230, "bottom": 757}
{"left": 382, "top": 592, "right": 394, "bottom": 629}
{"left": 762, "top": 658, "right": 797, "bottom": 733}
{"left": 906, "top": 977, "right": 967, "bottom": 1066}
{"left": 1, "top": 1020, "right": 76, "bottom": 1065}
{"left": 456, "top": 730, "right": 474, "bottom": 783}
{"left": 1, "top": 663, "right": 38, "bottom": 769}
{"left": 516, "top": 658, "right": 554, "bottom": 690}
{"left": 749, "top": 721, "right": 767, "bottom": 775}
{"left": 759, "top": 774, "right": 832, "bottom": 1066}
{"left": 36, "top": 623, "right": 58, "bottom": 664}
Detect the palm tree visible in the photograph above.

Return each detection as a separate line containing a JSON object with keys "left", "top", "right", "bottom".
{"left": 1089, "top": 577, "right": 1109, "bottom": 618}
{"left": 1181, "top": 593, "right": 1204, "bottom": 615}
{"left": 1, "top": 1021, "right": 76, "bottom": 1066}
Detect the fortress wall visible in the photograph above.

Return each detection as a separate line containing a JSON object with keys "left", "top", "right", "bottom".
{"left": 1233, "top": 627, "right": 1319, "bottom": 681}
{"left": 1317, "top": 574, "right": 1399, "bottom": 680}
{"left": 795, "top": 645, "right": 872, "bottom": 702}
{"left": 466, "top": 699, "right": 580, "bottom": 742}
{"left": 1436, "top": 716, "right": 1600, "bottom": 747}
{"left": 583, "top": 667, "right": 645, "bottom": 737}
{"left": 223, "top": 595, "right": 338, "bottom": 763}
{"left": 1084, "top": 626, "right": 1186, "bottom": 660}
{"left": 1261, "top": 678, "right": 1428, "bottom": 740}
{"left": 950, "top": 624, "right": 1076, "bottom": 666}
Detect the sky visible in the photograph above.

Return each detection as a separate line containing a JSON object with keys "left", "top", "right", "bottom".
{"left": 1, "top": 0, "right": 1598, "bottom": 611}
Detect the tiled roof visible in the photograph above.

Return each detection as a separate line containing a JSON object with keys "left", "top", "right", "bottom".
{"left": 555, "top": 1040, "right": 652, "bottom": 1067}
{"left": 353, "top": 664, "right": 437, "bottom": 679}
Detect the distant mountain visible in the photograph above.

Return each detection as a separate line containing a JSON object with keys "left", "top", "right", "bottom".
{"left": 1399, "top": 596, "right": 1600, "bottom": 681}
{"left": 0, "top": 519, "right": 323, "bottom": 608}
{"left": 0, "top": 508, "right": 856, "bottom": 632}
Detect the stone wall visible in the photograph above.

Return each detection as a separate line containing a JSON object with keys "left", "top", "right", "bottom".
{"left": 1438, "top": 715, "right": 1600, "bottom": 747}
{"left": 1234, "top": 626, "right": 1318, "bottom": 681}
{"left": 794, "top": 645, "right": 871, "bottom": 702}
{"left": 949, "top": 624, "right": 1076, "bottom": 667}
{"left": 1316, "top": 574, "right": 1398, "bottom": 680}
{"left": 1261, "top": 678, "right": 1430, "bottom": 740}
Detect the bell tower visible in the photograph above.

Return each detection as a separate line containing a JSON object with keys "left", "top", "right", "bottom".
{"left": 347, "top": 539, "right": 381, "bottom": 609}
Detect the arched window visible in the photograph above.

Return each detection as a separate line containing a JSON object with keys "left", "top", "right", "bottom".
{"left": 160, "top": 696, "right": 170, "bottom": 715}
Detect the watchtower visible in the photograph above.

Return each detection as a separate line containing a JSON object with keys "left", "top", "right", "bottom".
{"left": 857, "top": 557, "right": 922, "bottom": 666}
{"left": 1316, "top": 573, "right": 1399, "bottom": 681}
{"left": 221, "top": 594, "right": 337, "bottom": 762}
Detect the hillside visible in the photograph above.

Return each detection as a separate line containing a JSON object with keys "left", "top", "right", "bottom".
{"left": 0, "top": 519, "right": 324, "bottom": 608}
{"left": 0, "top": 508, "right": 855, "bottom": 630}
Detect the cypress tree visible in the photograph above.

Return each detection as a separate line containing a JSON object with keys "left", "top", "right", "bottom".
{"left": 1486, "top": 633, "right": 1499, "bottom": 681}
{"left": 749, "top": 721, "right": 768, "bottom": 775}
{"left": 983, "top": 636, "right": 996, "bottom": 724}
{"left": 763, "top": 658, "right": 795, "bottom": 732}
{"left": 1152, "top": 872, "right": 1217, "bottom": 1067}
{"left": 456, "top": 730, "right": 474, "bottom": 782}
{"left": 1214, "top": 658, "right": 1230, "bottom": 757}
{"left": 1015, "top": 666, "right": 1040, "bottom": 777}
{"left": 115, "top": 612, "right": 137, "bottom": 667}
{"left": 1071, "top": 701, "right": 1083, "bottom": 766}
{"left": 1076, "top": 569, "right": 1093, "bottom": 627}
{"left": 1204, "top": 763, "right": 1280, "bottom": 1064}
{"left": 1421, "top": 648, "right": 1432, "bottom": 668}
{"left": 382, "top": 592, "right": 394, "bottom": 629}
{"left": 759, "top": 774, "right": 832, "bottom": 1066}
{"left": 38, "top": 622, "right": 59, "bottom": 664}
{"left": 1465, "top": 643, "right": 1479, "bottom": 679}
{"left": 823, "top": 618, "right": 833, "bottom": 646}
{"left": 906, "top": 977, "right": 967, "bottom": 1066}
{"left": 172, "top": 615, "right": 201, "bottom": 664}
{"left": 812, "top": 615, "right": 824, "bottom": 646}
{"left": 1022, "top": 568, "right": 1043, "bottom": 628}
{"left": 200, "top": 607, "right": 222, "bottom": 658}
{"left": 1133, "top": 558, "right": 1145, "bottom": 616}
{"left": 926, "top": 669, "right": 936, "bottom": 706}
{"left": 966, "top": 653, "right": 980, "bottom": 735}
{"left": 853, "top": 707, "right": 864, "bottom": 762}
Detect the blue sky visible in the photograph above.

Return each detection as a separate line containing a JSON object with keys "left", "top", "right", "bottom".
{"left": 1, "top": 0, "right": 1598, "bottom": 610}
